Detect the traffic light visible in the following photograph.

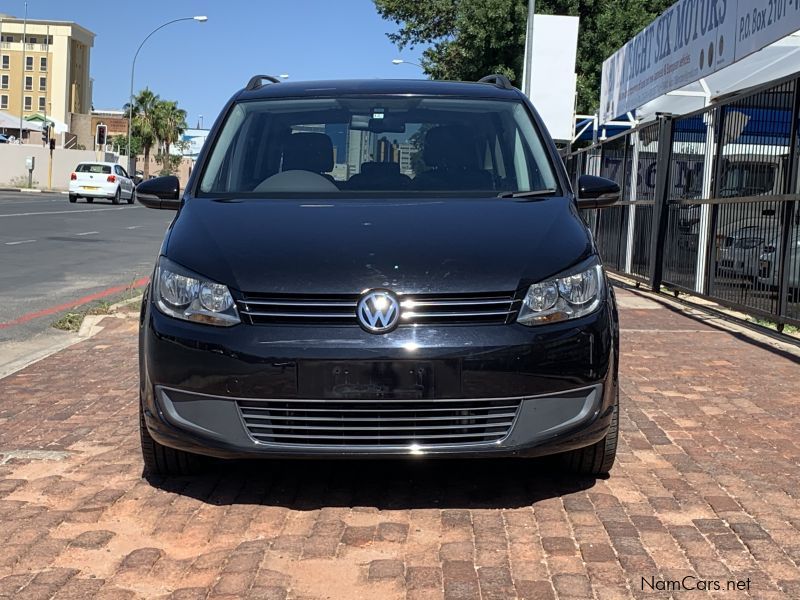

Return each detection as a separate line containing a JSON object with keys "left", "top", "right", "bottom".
{"left": 41, "top": 125, "right": 49, "bottom": 144}
{"left": 96, "top": 123, "right": 107, "bottom": 146}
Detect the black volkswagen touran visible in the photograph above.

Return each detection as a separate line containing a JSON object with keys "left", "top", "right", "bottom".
{"left": 136, "top": 75, "right": 621, "bottom": 477}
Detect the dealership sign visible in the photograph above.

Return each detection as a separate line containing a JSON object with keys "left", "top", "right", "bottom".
{"left": 600, "top": 0, "right": 800, "bottom": 123}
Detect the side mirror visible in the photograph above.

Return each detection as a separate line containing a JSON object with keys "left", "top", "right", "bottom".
{"left": 576, "top": 175, "right": 620, "bottom": 209}
{"left": 136, "top": 176, "right": 181, "bottom": 210}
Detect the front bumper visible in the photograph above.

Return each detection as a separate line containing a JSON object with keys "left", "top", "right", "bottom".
{"left": 140, "top": 293, "right": 618, "bottom": 459}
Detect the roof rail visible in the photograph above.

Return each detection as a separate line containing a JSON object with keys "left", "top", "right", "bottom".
{"left": 245, "top": 75, "right": 283, "bottom": 91}
{"left": 478, "top": 74, "right": 514, "bottom": 90}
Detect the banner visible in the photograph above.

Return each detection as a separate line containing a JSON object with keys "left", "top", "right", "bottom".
{"left": 735, "top": 0, "right": 800, "bottom": 60}
{"left": 600, "top": 0, "right": 800, "bottom": 124}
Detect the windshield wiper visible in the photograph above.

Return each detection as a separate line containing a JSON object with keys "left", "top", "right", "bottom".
{"left": 497, "top": 188, "right": 558, "bottom": 199}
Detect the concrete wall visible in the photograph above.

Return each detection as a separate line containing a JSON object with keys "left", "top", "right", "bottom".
{"left": 133, "top": 154, "right": 194, "bottom": 188}
{"left": 69, "top": 112, "right": 92, "bottom": 149}
{"left": 0, "top": 144, "right": 115, "bottom": 190}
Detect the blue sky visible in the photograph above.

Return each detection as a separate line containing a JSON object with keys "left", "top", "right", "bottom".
{"left": 7, "top": 0, "right": 427, "bottom": 127}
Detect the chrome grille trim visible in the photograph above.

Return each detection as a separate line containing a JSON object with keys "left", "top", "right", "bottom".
{"left": 238, "top": 293, "right": 519, "bottom": 326}
{"left": 236, "top": 396, "right": 523, "bottom": 447}
{"left": 401, "top": 310, "right": 512, "bottom": 319}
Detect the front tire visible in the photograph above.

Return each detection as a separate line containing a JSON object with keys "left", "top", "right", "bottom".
{"left": 139, "top": 403, "right": 205, "bottom": 476}
{"left": 561, "top": 388, "right": 619, "bottom": 476}
{"left": 127, "top": 189, "right": 135, "bottom": 204}
{"left": 112, "top": 188, "right": 121, "bottom": 205}
{"left": 69, "top": 194, "right": 77, "bottom": 203}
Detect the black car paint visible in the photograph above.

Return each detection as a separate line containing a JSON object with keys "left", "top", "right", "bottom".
{"left": 138, "top": 78, "right": 619, "bottom": 461}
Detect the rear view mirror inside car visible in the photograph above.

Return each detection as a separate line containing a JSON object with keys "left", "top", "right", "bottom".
{"left": 350, "top": 113, "right": 406, "bottom": 133}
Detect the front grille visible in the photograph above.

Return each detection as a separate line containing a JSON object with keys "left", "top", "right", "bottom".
{"left": 237, "top": 397, "right": 522, "bottom": 447}
{"left": 238, "top": 292, "right": 519, "bottom": 326}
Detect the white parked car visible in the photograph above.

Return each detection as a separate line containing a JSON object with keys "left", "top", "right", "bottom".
{"left": 69, "top": 162, "right": 135, "bottom": 204}
{"left": 757, "top": 229, "right": 800, "bottom": 289}
{"left": 715, "top": 220, "right": 778, "bottom": 281}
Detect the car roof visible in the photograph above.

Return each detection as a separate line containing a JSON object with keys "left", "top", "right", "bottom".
{"left": 77, "top": 161, "right": 118, "bottom": 166}
{"left": 236, "top": 78, "right": 522, "bottom": 102}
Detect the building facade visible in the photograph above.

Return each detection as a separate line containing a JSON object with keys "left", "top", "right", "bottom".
{"left": 0, "top": 14, "right": 94, "bottom": 133}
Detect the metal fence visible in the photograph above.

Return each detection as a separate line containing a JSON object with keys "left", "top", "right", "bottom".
{"left": 566, "top": 73, "right": 800, "bottom": 330}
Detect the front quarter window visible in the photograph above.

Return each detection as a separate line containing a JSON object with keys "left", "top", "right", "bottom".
{"left": 198, "top": 95, "right": 558, "bottom": 197}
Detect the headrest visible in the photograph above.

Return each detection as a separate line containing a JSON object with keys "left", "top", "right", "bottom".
{"left": 283, "top": 133, "right": 334, "bottom": 173}
{"left": 423, "top": 126, "right": 477, "bottom": 170}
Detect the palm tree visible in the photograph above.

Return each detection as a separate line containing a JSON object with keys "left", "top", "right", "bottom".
{"left": 125, "top": 88, "right": 160, "bottom": 178}
{"left": 154, "top": 100, "right": 188, "bottom": 160}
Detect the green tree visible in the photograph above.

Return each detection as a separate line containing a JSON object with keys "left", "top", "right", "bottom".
{"left": 374, "top": 0, "right": 672, "bottom": 114}
{"left": 125, "top": 88, "right": 160, "bottom": 178}
{"left": 111, "top": 133, "right": 141, "bottom": 157}
{"left": 154, "top": 100, "right": 188, "bottom": 159}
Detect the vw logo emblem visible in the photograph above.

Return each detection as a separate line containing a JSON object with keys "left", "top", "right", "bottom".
{"left": 357, "top": 289, "right": 400, "bottom": 333}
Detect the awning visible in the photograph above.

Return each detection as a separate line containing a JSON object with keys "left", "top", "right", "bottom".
{"left": 635, "top": 33, "right": 800, "bottom": 123}
{"left": 24, "top": 113, "right": 68, "bottom": 133}
{"left": 0, "top": 110, "right": 43, "bottom": 131}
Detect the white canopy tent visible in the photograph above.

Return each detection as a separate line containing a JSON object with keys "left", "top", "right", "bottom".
{"left": 24, "top": 113, "right": 69, "bottom": 134}
{"left": 0, "top": 110, "right": 43, "bottom": 132}
{"left": 636, "top": 32, "right": 800, "bottom": 122}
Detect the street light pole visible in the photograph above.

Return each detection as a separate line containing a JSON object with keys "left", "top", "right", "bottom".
{"left": 127, "top": 15, "right": 207, "bottom": 174}
{"left": 19, "top": 1, "right": 27, "bottom": 140}
{"left": 521, "top": 0, "right": 536, "bottom": 98}
{"left": 392, "top": 59, "right": 423, "bottom": 69}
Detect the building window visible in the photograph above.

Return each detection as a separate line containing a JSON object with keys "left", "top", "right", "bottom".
{"left": 24, "top": 96, "right": 32, "bottom": 111}
{"left": 40, "top": 56, "right": 47, "bottom": 71}
{"left": 38, "top": 96, "right": 45, "bottom": 111}
{"left": 25, "top": 76, "right": 32, "bottom": 91}
{"left": 1, "top": 35, "right": 15, "bottom": 43}
{"left": 0, "top": 95, "right": 7, "bottom": 109}
{"left": 25, "top": 56, "right": 33, "bottom": 71}
{"left": 0, "top": 74, "right": 7, "bottom": 89}
{"left": 1, "top": 55, "right": 9, "bottom": 70}
{"left": 39, "top": 76, "right": 46, "bottom": 91}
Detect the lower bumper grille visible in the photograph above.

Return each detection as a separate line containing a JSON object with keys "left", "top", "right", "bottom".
{"left": 236, "top": 397, "right": 522, "bottom": 447}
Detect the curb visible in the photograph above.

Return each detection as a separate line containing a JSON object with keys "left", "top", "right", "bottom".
{"left": 108, "top": 294, "right": 143, "bottom": 312}
{"left": 0, "top": 188, "right": 67, "bottom": 193}
{"left": 611, "top": 274, "right": 800, "bottom": 358}
{"left": 0, "top": 295, "right": 143, "bottom": 381}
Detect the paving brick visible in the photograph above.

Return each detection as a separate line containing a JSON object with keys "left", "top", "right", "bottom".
{"left": 68, "top": 530, "right": 115, "bottom": 549}
{"left": 0, "top": 289, "right": 797, "bottom": 598}
{"left": 377, "top": 521, "right": 409, "bottom": 542}
{"left": 341, "top": 525, "right": 375, "bottom": 546}
{"left": 516, "top": 579, "right": 556, "bottom": 600}
{"left": 406, "top": 566, "right": 442, "bottom": 590}
{"left": 541, "top": 536, "right": 576, "bottom": 556}
{"left": 368, "top": 559, "right": 404, "bottom": 580}
{"left": 580, "top": 542, "right": 616, "bottom": 562}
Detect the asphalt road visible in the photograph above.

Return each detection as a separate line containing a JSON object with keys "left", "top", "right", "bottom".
{"left": 0, "top": 191, "right": 173, "bottom": 342}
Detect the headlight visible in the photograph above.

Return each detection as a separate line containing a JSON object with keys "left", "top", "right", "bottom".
{"left": 517, "top": 263, "right": 604, "bottom": 326}
{"left": 154, "top": 257, "right": 240, "bottom": 326}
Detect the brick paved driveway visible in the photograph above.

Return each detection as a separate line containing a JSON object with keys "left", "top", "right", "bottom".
{"left": 0, "top": 288, "right": 798, "bottom": 599}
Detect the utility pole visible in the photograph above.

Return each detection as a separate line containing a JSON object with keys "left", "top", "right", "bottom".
{"left": 45, "top": 25, "right": 53, "bottom": 190}
{"left": 43, "top": 24, "right": 47, "bottom": 146}
{"left": 19, "top": 1, "right": 27, "bottom": 141}
{"left": 521, "top": 0, "right": 536, "bottom": 98}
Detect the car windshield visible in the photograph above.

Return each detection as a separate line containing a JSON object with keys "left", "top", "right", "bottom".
{"left": 198, "top": 96, "right": 558, "bottom": 197}
{"left": 76, "top": 164, "right": 111, "bottom": 174}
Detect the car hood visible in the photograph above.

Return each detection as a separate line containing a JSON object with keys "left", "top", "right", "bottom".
{"left": 165, "top": 197, "right": 594, "bottom": 294}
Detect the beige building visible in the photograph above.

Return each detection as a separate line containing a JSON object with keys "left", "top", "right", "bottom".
{"left": 0, "top": 13, "right": 94, "bottom": 136}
